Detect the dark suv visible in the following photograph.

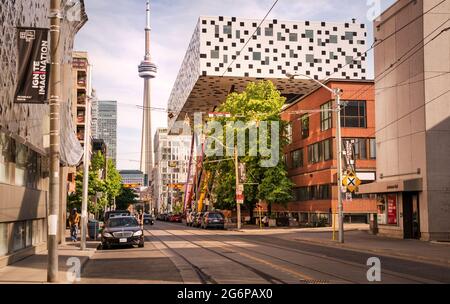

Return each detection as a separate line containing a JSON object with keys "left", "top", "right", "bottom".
{"left": 201, "top": 212, "right": 225, "bottom": 229}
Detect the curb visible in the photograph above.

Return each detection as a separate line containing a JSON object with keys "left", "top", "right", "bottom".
{"left": 294, "top": 237, "right": 450, "bottom": 267}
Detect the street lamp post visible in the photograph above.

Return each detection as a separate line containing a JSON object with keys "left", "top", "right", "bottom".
{"left": 285, "top": 73, "right": 344, "bottom": 243}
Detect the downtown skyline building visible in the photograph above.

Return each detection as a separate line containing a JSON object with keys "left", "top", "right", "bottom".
{"left": 97, "top": 100, "right": 118, "bottom": 165}
{"left": 153, "top": 128, "right": 192, "bottom": 213}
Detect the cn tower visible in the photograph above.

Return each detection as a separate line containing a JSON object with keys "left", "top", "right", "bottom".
{"left": 138, "top": 0, "right": 157, "bottom": 183}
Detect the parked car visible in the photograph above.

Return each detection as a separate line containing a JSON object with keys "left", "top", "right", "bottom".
{"left": 101, "top": 216, "right": 144, "bottom": 249}
{"left": 143, "top": 214, "right": 155, "bottom": 225}
{"left": 193, "top": 212, "right": 204, "bottom": 228}
{"left": 164, "top": 213, "right": 173, "bottom": 222}
{"left": 169, "top": 214, "right": 182, "bottom": 223}
{"left": 201, "top": 212, "right": 225, "bottom": 230}
{"left": 157, "top": 213, "right": 165, "bottom": 221}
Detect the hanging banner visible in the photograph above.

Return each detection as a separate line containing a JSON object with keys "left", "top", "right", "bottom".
{"left": 14, "top": 27, "right": 50, "bottom": 104}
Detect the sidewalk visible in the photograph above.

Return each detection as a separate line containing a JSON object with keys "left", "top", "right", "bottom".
{"left": 0, "top": 232, "right": 99, "bottom": 284}
{"left": 291, "top": 229, "right": 450, "bottom": 267}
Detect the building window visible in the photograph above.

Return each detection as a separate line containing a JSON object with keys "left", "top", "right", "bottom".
{"left": 265, "top": 27, "right": 273, "bottom": 36}
{"left": 253, "top": 52, "right": 261, "bottom": 61}
{"left": 342, "top": 138, "right": 375, "bottom": 160}
{"left": 15, "top": 143, "right": 28, "bottom": 187}
{"left": 286, "top": 122, "right": 292, "bottom": 144}
{"left": 301, "top": 115, "right": 309, "bottom": 139}
{"left": 305, "top": 30, "right": 314, "bottom": 39}
{"left": 291, "top": 149, "right": 303, "bottom": 169}
{"left": 318, "top": 184, "right": 331, "bottom": 200}
{"left": 377, "top": 194, "right": 398, "bottom": 226}
{"left": 305, "top": 54, "right": 315, "bottom": 63}
{"left": 321, "top": 101, "right": 333, "bottom": 131}
{"left": 289, "top": 33, "right": 298, "bottom": 42}
{"left": 308, "top": 139, "right": 333, "bottom": 164}
{"left": 341, "top": 100, "right": 367, "bottom": 128}
{"left": 308, "top": 142, "right": 320, "bottom": 164}
{"left": 210, "top": 50, "right": 220, "bottom": 59}
{"left": 0, "top": 223, "right": 7, "bottom": 256}
{"left": 370, "top": 139, "right": 377, "bottom": 159}
{"left": 0, "top": 131, "right": 14, "bottom": 184}
{"left": 323, "top": 138, "right": 333, "bottom": 161}
{"left": 12, "top": 222, "right": 26, "bottom": 252}
{"left": 223, "top": 25, "right": 232, "bottom": 35}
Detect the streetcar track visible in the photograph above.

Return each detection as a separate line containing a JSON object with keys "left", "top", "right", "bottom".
{"left": 157, "top": 229, "right": 288, "bottom": 284}
{"left": 179, "top": 228, "right": 356, "bottom": 284}
{"left": 145, "top": 229, "right": 217, "bottom": 284}
{"left": 159, "top": 222, "right": 435, "bottom": 284}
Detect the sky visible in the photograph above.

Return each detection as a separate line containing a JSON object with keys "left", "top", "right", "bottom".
{"left": 74, "top": 0, "right": 396, "bottom": 170}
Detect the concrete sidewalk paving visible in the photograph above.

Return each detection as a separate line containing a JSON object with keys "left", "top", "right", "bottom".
{"left": 291, "top": 230, "right": 450, "bottom": 267}
{"left": 0, "top": 234, "right": 99, "bottom": 284}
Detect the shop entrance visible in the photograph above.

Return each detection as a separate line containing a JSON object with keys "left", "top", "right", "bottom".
{"left": 403, "top": 192, "right": 420, "bottom": 239}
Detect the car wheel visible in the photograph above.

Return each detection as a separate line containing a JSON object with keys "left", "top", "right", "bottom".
{"left": 138, "top": 243, "right": 144, "bottom": 248}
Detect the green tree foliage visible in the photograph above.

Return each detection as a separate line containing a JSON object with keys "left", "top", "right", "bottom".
{"left": 115, "top": 186, "right": 139, "bottom": 210}
{"left": 206, "top": 81, "right": 293, "bottom": 216}
{"left": 68, "top": 152, "right": 123, "bottom": 218}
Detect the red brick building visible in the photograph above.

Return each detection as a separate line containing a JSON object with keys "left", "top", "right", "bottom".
{"left": 277, "top": 79, "right": 377, "bottom": 226}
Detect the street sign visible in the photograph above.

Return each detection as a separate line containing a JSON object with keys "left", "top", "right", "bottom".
{"left": 343, "top": 172, "right": 361, "bottom": 193}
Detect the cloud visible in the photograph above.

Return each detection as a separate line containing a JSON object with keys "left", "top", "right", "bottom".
{"left": 75, "top": 0, "right": 395, "bottom": 170}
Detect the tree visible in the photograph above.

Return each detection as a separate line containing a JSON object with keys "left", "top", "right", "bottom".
{"left": 68, "top": 152, "right": 122, "bottom": 218}
{"left": 205, "top": 81, "right": 293, "bottom": 218}
{"left": 116, "top": 186, "right": 139, "bottom": 210}
{"left": 105, "top": 159, "right": 122, "bottom": 208}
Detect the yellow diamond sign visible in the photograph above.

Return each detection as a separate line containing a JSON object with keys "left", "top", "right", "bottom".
{"left": 343, "top": 173, "right": 361, "bottom": 193}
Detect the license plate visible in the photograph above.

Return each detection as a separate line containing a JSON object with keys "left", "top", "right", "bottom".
{"left": 119, "top": 238, "right": 127, "bottom": 243}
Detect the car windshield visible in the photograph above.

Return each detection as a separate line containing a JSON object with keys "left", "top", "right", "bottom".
{"left": 208, "top": 213, "right": 223, "bottom": 219}
{"left": 108, "top": 217, "right": 139, "bottom": 228}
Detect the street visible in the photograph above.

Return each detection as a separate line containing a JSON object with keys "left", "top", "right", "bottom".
{"left": 79, "top": 222, "right": 450, "bottom": 284}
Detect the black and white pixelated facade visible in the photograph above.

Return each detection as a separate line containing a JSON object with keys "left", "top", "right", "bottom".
{"left": 168, "top": 16, "right": 368, "bottom": 130}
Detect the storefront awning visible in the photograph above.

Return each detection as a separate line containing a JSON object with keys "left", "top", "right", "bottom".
{"left": 358, "top": 178, "right": 423, "bottom": 194}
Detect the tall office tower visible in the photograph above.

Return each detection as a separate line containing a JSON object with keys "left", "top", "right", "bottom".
{"left": 138, "top": 0, "right": 157, "bottom": 181}
{"left": 97, "top": 101, "right": 118, "bottom": 165}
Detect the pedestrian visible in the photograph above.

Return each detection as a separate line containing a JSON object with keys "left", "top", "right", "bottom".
{"left": 138, "top": 210, "right": 144, "bottom": 226}
{"left": 262, "top": 215, "right": 269, "bottom": 227}
{"left": 68, "top": 208, "right": 81, "bottom": 242}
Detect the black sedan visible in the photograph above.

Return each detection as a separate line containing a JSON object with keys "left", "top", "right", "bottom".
{"left": 101, "top": 216, "right": 144, "bottom": 249}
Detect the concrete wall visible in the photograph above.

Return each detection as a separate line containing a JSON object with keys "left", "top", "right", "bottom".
{"left": 423, "top": 0, "right": 450, "bottom": 240}
{"left": 374, "top": 0, "right": 450, "bottom": 240}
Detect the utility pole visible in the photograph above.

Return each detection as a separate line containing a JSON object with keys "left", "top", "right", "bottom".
{"left": 335, "top": 90, "right": 344, "bottom": 243}
{"left": 235, "top": 146, "right": 241, "bottom": 230}
{"left": 80, "top": 84, "right": 91, "bottom": 251}
{"left": 48, "top": 0, "right": 61, "bottom": 283}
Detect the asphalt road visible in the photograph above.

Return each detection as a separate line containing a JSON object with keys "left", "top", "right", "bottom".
{"left": 80, "top": 221, "right": 450, "bottom": 284}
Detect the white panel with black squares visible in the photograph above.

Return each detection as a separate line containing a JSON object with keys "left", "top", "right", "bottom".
{"left": 198, "top": 16, "right": 367, "bottom": 79}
